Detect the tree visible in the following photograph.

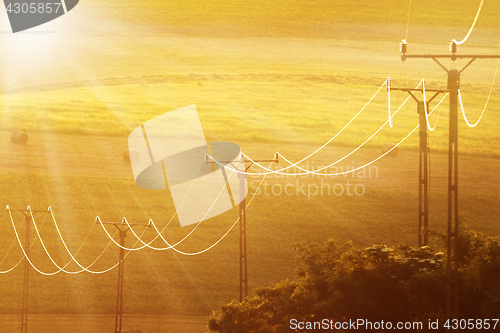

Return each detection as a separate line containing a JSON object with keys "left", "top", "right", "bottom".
{"left": 208, "top": 228, "right": 500, "bottom": 332}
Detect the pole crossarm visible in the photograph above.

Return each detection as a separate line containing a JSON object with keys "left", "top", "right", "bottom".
{"left": 95, "top": 217, "right": 152, "bottom": 229}
{"left": 402, "top": 54, "right": 500, "bottom": 60}
{"left": 402, "top": 54, "right": 500, "bottom": 74}
{"left": 390, "top": 87, "right": 447, "bottom": 93}
{"left": 390, "top": 87, "right": 447, "bottom": 105}
{"left": 205, "top": 153, "right": 279, "bottom": 171}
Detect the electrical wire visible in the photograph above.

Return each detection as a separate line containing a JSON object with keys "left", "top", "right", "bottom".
{"left": 208, "top": 80, "right": 387, "bottom": 178}
{"left": 47, "top": 207, "right": 125, "bottom": 274}
{"left": 122, "top": 157, "right": 206, "bottom": 250}
{"left": 277, "top": 79, "right": 387, "bottom": 170}
{"left": 422, "top": 79, "right": 440, "bottom": 132}
{"left": 405, "top": 0, "right": 413, "bottom": 42}
{"left": 217, "top": 81, "right": 422, "bottom": 177}
{"left": 452, "top": 0, "right": 484, "bottom": 45}
{"left": 155, "top": 160, "right": 276, "bottom": 256}
{"left": 78, "top": 176, "right": 128, "bottom": 268}
{"left": 427, "top": 133, "right": 432, "bottom": 204}
{"left": 0, "top": 82, "right": 452, "bottom": 268}
{"left": 2, "top": 83, "right": 449, "bottom": 268}
{"left": 273, "top": 79, "right": 387, "bottom": 170}
{"left": 0, "top": 211, "right": 16, "bottom": 266}
{"left": 217, "top": 79, "right": 432, "bottom": 177}
{"left": 29, "top": 207, "right": 121, "bottom": 274}
{"left": 100, "top": 163, "right": 237, "bottom": 252}
{"left": 458, "top": 59, "right": 500, "bottom": 128}
{"left": 6, "top": 206, "right": 136, "bottom": 275}
{"left": 143, "top": 166, "right": 241, "bottom": 254}
{"left": 0, "top": 209, "right": 48, "bottom": 274}
{"left": 278, "top": 92, "right": 448, "bottom": 176}
{"left": 281, "top": 80, "right": 445, "bottom": 176}
{"left": 395, "top": 0, "right": 413, "bottom": 124}
{"left": 211, "top": 81, "right": 423, "bottom": 176}
{"left": 388, "top": 77, "right": 393, "bottom": 128}
{"left": 8, "top": 206, "right": 67, "bottom": 276}
{"left": 0, "top": 253, "right": 23, "bottom": 274}
{"left": 101, "top": 160, "right": 275, "bottom": 256}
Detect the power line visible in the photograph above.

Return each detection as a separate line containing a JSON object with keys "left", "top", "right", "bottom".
{"left": 404, "top": 0, "right": 413, "bottom": 42}
{"left": 122, "top": 158, "right": 208, "bottom": 250}
{"left": 422, "top": 79, "right": 440, "bottom": 132}
{"left": 45, "top": 209, "right": 124, "bottom": 274}
{"left": 206, "top": 80, "right": 388, "bottom": 177}
{"left": 396, "top": 0, "right": 413, "bottom": 114}
{"left": 3, "top": 157, "right": 266, "bottom": 275}
{"left": 0, "top": 211, "right": 20, "bottom": 268}
{"left": 232, "top": 83, "right": 421, "bottom": 176}
{"left": 0, "top": 212, "right": 37, "bottom": 274}
{"left": 458, "top": 58, "right": 500, "bottom": 128}
{"left": 270, "top": 79, "right": 387, "bottom": 172}
{"left": 98, "top": 165, "right": 238, "bottom": 252}
{"left": 388, "top": 77, "right": 393, "bottom": 128}
{"left": 211, "top": 79, "right": 426, "bottom": 177}
{"left": 47, "top": 208, "right": 123, "bottom": 274}
{"left": 209, "top": 81, "right": 424, "bottom": 177}
{"left": 100, "top": 160, "right": 274, "bottom": 256}
{"left": 157, "top": 160, "right": 275, "bottom": 257}
{"left": 29, "top": 208, "right": 84, "bottom": 274}
{"left": 7, "top": 207, "right": 60, "bottom": 276}
{"left": 278, "top": 96, "right": 447, "bottom": 177}
{"left": 452, "top": 0, "right": 485, "bottom": 45}
{"left": 6, "top": 206, "right": 137, "bottom": 276}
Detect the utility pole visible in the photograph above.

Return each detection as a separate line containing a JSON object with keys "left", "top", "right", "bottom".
{"left": 8, "top": 207, "right": 50, "bottom": 333}
{"left": 238, "top": 168, "right": 248, "bottom": 303}
{"left": 400, "top": 40, "right": 500, "bottom": 319}
{"left": 96, "top": 217, "right": 151, "bottom": 333}
{"left": 388, "top": 83, "right": 446, "bottom": 247}
{"left": 206, "top": 153, "right": 278, "bottom": 302}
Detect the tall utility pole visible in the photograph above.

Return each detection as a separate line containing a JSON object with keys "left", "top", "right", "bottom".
{"left": 238, "top": 168, "right": 248, "bottom": 303}
{"left": 388, "top": 83, "right": 446, "bottom": 247}
{"left": 206, "top": 153, "right": 278, "bottom": 302}
{"left": 400, "top": 40, "right": 500, "bottom": 319}
{"left": 8, "top": 207, "right": 50, "bottom": 333}
{"left": 96, "top": 217, "right": 151, "bottom": 333}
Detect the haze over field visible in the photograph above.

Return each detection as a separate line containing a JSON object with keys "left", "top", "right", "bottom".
{"left": 0, "top": 1, "right": 499, "bottom": 332}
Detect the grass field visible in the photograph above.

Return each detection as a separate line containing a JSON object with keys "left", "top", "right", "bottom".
{"left": 1, "top": 1, "right": 500, "bottom": 332}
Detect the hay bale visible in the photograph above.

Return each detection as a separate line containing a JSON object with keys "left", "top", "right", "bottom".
{"left": 123, "top": 148, "right": 140, "bottom": 163}
{"left": 10, "top": 130, "right": 28, "bottom": 145}
{"left": 381, "top": 143, "right": 398, "bottom": 157}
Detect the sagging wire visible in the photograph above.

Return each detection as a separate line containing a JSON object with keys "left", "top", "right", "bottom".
{"left": 216, "top": 81, "right": 423, "bottom": 177}
{"left": 451, "top": 0, "right": 484, "bottom": 45}
{"left": 458, "top": 59, "right": 500, "bottom": 128}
